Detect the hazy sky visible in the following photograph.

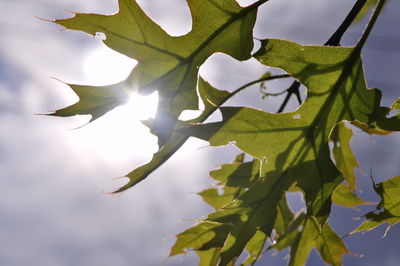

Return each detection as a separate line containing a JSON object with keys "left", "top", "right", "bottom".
{"left": 0, "top": 0, "right": 399, "bottom": 265}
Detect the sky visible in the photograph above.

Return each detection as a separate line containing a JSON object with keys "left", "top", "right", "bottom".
{"left": 0, "top": 0, "right": 399, "bottom": 266}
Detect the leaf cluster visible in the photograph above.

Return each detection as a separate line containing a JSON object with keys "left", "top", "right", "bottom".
{"left": 49, "top": 0, "right": 400, "bottom": 265}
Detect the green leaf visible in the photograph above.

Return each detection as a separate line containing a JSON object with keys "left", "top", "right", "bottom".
{"left": 375, "top": 97, "right": 400, "bottom": 131}
{"left": 375, "top": 176, "right": 400, "bottom": 216}
{"left": 351, "top": 211, "right": 400, "bottom": 234}
{"left": 114, "top": 78, "right": 231, "bottom": 192}
{"left": 182, "top": 39, "right": 382, "bottom": 226}
{"left": 314, "top": 222, "right": 349, "bottom": 266}
{"left": 242, "top": 230, "right": 268, "bottom": 266}
{"left": 358, "top": 98, "right": 400, "bottom": 135}
{"left": 204, "top": 173, "right": 291, "bottom": 265}
{"left": 274, "top": 195, "right": 295, "bottom": 237}
{"left": 55, "top": 0, "right": 257, "bottom": 144}
{"left": 196, "top": 248, "right": 221, "bottom": 266}
{"left": 352, "top": 97, "right": 400, "bottom": 134}
{"left": 331, "top": 122, "right": 358, "bottom": 190}
{"left": 218, "top": 215, "right": 258, "bottom": 265}
{"left": 210, "top": 159, "right": 260, "bottom": 188}
{"left": 170, "top": 222, "right": 230, "bottom": 256}
{"left": 272, "top": 213, "right": 307, "bottom": 251}
{"left": 49, "top": 83, "right": 128, "bottom": 122}
{"left": 332, "top": 184, "right": 371, "bottom": 208}
{"left": 274, "top": 216, "right": 348, "bottom": 266}
{"left": 352, "top": 175, "right": 400, "bottom": 234}
{"left": 199, "top": 187, "right": 243, "bottom": 210}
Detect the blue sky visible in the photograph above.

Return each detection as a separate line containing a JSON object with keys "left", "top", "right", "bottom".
{"left": 0, "top": 0, "right": 399, "bottom": 265}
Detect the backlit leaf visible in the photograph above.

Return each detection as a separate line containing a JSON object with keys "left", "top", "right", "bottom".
{"left": 199, "top": 187, "right": 243, "bottom": 210}
{"left": 274, "top": 195, "right": 295, "bottom": 237}
{"left": 273, "top": 216, "right": 348, "bottom": 266}
{"left": 49, "top": 83, "right": 128, "bottom": 122}
{"left": 332, "top": 184, "right": 371, "bottom": 208}
{"left": 331, "top": 122, "right": 358, "bottom": 190}
{"left": 114, "top": 78, "right": 231, "bottom": 192}
{"left": 242, "top": 230, "right": 268, "bottom": 265}
{"left": 183, "top": 39, "right": 382, "bottom": 227}
{"left": 210, "top": 159, "right": 260, "bottom": 188}
{"left": 196, "top": 248, "right": 221, "bottom": 266}
{"left": 55, "top": 0, "right": 257, "bottom": 144}
{"left": 352, "top": 176, "right": 400, "bottom": 234}
{"left": 170, "top": 222, "right": 230, "bottom": 256}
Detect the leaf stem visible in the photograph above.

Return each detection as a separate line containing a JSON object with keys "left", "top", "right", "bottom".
{"left": 277, "top": 81, "right": 301, "bottom": 113}
{"left": 276, "top": 0, "right": 368, "bottom": 113}
{"left": 325, "top": 0, "right": 367, "bottom": 46}
{"left": 356, "top": 0, "right": 386, "bottom": 50}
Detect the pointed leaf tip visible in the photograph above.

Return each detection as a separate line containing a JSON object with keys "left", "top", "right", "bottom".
{"left": 50, "top": 83, "right": 129, "bottom": 123}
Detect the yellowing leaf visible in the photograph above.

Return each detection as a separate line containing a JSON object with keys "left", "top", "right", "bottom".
{"left": 55, "top": 0, "right": 258, "bottom": 144}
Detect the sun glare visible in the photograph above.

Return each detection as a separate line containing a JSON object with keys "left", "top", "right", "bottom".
{"left": 83, "top": 46, "right": 137, "bottom": 85}
{"left": 68, "top": 46, "right": 159, "bottom": 164}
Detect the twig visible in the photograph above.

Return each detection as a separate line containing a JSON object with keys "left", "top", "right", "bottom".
{"left": 356, "top": 0, "right": 386, "bottom": 50}
{"left": 230, "top": 74, "right": 290, "bottom": 98}
{"left": 276, "top": 0, "right": 368, "bottom": 113}
{"left": 325, "top": 0, "right": 367, "bottom": 46}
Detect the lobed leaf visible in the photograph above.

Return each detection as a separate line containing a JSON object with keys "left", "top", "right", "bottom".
{"left": 273, "top": 215, "right": 348, "bottom": 266}
{"left": 199, "top": 187, "right": 244, "bottom": 210}
{"left": 114, "top": 78, "right": 231, "bottom": 192}
{"left": 179, "top": 38, "right": 392, "bottom": 263}
{"left": 352, "top": 176, "right": 400, "bottom": 234}
{"left": 170, "top": 222, "right": 231, "bottom": 257}
{"left": 210, "top": 159, "right": 260, "bottom": 188}
{"left": 183, "top": 39, "right": 382, "bottom": 226}
{"left": 48, "top": 83, "right": 128, "bottom": 122}
{"left": 54, "top": 0, "right": 257, "bottom": 145}
{"left": 331, "top": 184, "right": 371, "bottom": 208}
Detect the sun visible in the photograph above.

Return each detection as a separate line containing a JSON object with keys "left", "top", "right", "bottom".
{"left": 67, "top": 46, "right": 159, "bottom": 164}
{"left": 82, "top": 45, "right": 136, "bottom": 86}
